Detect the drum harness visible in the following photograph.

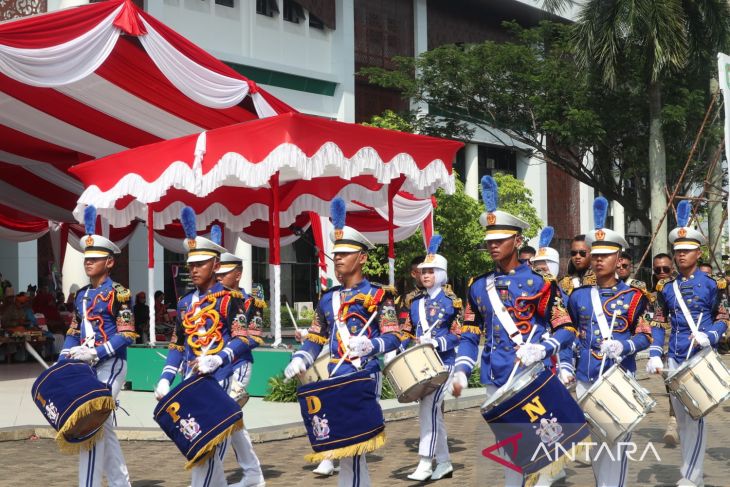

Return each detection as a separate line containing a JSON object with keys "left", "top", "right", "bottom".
{"left": 672, "top": 280, "right": 703, "bottom": 360}
{"left": 330, "top": 290, "right": 378, "bottom": 376}
{"left": 590, "top": 286, "right": 619, "bottom": 377}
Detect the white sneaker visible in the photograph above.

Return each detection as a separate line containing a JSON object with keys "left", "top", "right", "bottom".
{"left": 430, "top": 462, "right": 453, "bottom": 480}
{"left": 313, "top": 459, "right": 335, "bottom": 476}
{"left": 407, "top": 459, "right": 434, "bottom": 481}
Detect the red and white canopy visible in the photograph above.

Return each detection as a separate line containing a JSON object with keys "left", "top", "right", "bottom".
{"left": 70, "top": 112, "right": 461, "bottom": 224}
{"left": 0, "top": 0, "right": 293, "bottom": 223}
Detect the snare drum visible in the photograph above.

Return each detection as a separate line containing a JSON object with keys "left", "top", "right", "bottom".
{"left": 154, "top": 374, "right": 243, "bottom": 469}
{"left": 297, "top": 369, "right": 385, "bottom": 462}
{"left": 481, "top": 363, "right": 590, "bottom": 476}
{"left": 298, "top": 352, "right": 330, "bottom": 385}
{"left": 665, "top": 347, "right": 730, "bottom": 419}
{"left": 31, "top": 360, "right": 115, "bottom": 453}
{"left": 578, "top": 364, "right": 655, "bottom": 445}
{"left": 384, "top": 344, "right": 449, "bottom": 403}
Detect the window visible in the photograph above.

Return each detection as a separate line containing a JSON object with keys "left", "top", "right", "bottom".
{"left": 256, "top": 0, "right": 278, "bottom": 17}
{"left": 309, "top": 13, "right": 325, "bottom": 30}
{"left": 215, "top": 0, "right": 234, "bottom": 7}
{"left": 283, "top": 0, "right": 305, "bottom": 23}
{"left": 477, "top": 145, "right": 516, "bottom": 178}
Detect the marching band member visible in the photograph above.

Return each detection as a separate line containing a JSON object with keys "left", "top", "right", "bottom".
{"left": 216, "top": 252, "right": 266, "bottom": 487}
{"left": 154, "top": 212, "right": 262, "bottom": 487}
{"left": 283, "top": 198, "right": 402, "bottom": 487}
{"left": 59, "top": 206, "right": 135, "bottom": 487}
{"left": 560, "top": 234, "right": 596, "bottom": 296}
{"left": 566, "top": 197, "right": 653, "bottom": 487}
{"left": 647, "top": 200, "right": 729, "bottom": 487}
{"left": 449, "top": 176, "right": 576, "bottom": 486}
{"left": 400, "top": 235, "right": 461, "bottom": 481}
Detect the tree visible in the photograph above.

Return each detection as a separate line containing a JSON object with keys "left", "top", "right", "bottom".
{"left": 359, "top": 21, "right": 724, "bottom": 236}
{"left": 547, "top": 0, "right": 730, "bottom": 254}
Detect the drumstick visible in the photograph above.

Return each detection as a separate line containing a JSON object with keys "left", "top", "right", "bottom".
{"left": 330, "top": 311, "right": 379, "bottom": 377}
{"left": 598, "top": 312, "right": 618, "bottom": 378}
{"left": 687, "top": 312, "right": 703, "bottom": 360}
{"left": 24, "top": 341, "right": 49, "bottom": 370}
{"left": 285, "top": 301, "right": 300, "bottom": 331}
{"left": 504, "top": 325, "right": 539, "bottom": 390}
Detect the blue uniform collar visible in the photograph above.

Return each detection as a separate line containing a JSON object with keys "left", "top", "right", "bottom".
{"left": 495, "top": 262, "right": 530, "bottom": 277}
{"left": 89, "top": 276, "right": 113, "bottom": 290}
{"left": 341, "top": 278, "right": 370, "bottom": 293}
{"left": 195, "top": 281, "right": 225, "bottom": 298}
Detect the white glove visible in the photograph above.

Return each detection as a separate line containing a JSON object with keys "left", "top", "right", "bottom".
{"left": 154, "top": 378, "right": 170, "bottom": 400}
{"left": 600, "top": 339, "right": 624, "bottom": 360}
{"left": 70, "top": 346, "right": 98, "bottom": 365}
{"left": 516, "top": 343, "right": 547, "bottom": 366}
{"left": 284, "top": 357, "right": 307, "bottom": 379}
{"left": 646, "top": 356, "right": 664, "bottom": 374}
{"left": 348, "top": 336, "right": 374, "bottom": 357}
{"left": 419, "top": 336, "right": 438, "bottom": 349}
{"left": 693, "top": 331, "right": 711, "bottom": 348}
{"left": 558, "top": 368, "right": 575, "bottom": 386}
{"left": 294, "top": 329, "right": 309, "bottom": 343}
{"left": 197, "top": 354, "right": 223, "bottom": 374}
{"left": 448, "top": 371, "right": 468, "bottom": 397}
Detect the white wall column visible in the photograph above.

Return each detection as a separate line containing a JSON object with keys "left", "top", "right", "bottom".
{"left": 579, "top": 153, "right": 595, "bottom": 234}
{"left": 516, "top": 152, "right": 548, "bottom": 224}
{"left": 235, "top": 238, "right": 253, "bottom": 293}
{"left": 334, "top": 0, "right": 355, "bottom": 122}
{"left": 62, "top": 243, "right": 85, "bottom": 299}
{"left": 612, "top": 201, "right": 625, "bottom": 236}
{"left": 0, "top": 240, "right": 38, "bottom": 292}
{"left": 464, "top": 143, "right": 479, "bottom": 200}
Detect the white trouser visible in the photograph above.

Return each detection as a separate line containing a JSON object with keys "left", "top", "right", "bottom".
{"left": 485, "top": 384, "right": 524, "bottom": 487}
{"left": 418, "top": 366, "right": 452, "bottom": 463}
{"left": 576, "top": 380, "right": 630, "bottom": 487}
{"left": 668, "top": 358, "right": 706, "bottom": 485}
{"left": 191, "top": 443, "right": 228, "bottom": 487}
{"left": 79, "top": 358, "right": 130, "bottom": 487}
{"left": 228, "top": 361, "right": 264, "bottom": 483}
{"left": 337, "top": 372, "right": 383, "bottom": 487}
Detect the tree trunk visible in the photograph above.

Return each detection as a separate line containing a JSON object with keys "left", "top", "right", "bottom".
{"left": 648, "top": 81, "right": 668, "bottom": 255}
{"left": 708, "top": 143, "right": 724, "bottom": 269}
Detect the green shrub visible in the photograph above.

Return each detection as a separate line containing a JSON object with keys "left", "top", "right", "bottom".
{"left": 264, "top": 373, "right": 299, "bottom": 402}
{"left": 468, "top": 366, "right": 482, "bottom": 388}
{"left": 380, "top": 376, "right": 397, "bottom": 400}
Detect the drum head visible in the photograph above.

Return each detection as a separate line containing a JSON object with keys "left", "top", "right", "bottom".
{"left": 482, "top": 363, "right": 544, "bottom": 411}
{"left": 398, "top": 371, "right": 449, "bottom": 403}
{"left": 63, "top": 408, "right": 112, "bottom": 441}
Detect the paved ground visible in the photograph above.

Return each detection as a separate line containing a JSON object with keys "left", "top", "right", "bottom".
{"left": 3, "top": 367, "right": 730, "bottom": 487}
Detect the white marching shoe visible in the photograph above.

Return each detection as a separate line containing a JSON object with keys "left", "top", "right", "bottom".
{"left": 313, "top": 459, "right": 336, "bottom": 476}
{"left": 676, "top": 478, "right": 703, "bottom": 487}
{"left": 430, "top": 462, "right": 453, "bottom": 480}
{"left": 407, "top": 458, "right": 434, "bottom": 481}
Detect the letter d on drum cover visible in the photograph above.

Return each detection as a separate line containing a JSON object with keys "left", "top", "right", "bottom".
{"left": 166, "top": 401, "right": 181, "bottom": 422}
{"left": 306, "top": 396, "right": 322, "bottom": 414}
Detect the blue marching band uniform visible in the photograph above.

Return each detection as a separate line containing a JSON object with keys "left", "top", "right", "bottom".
{"left": 646, "top": 200, "right": 730, "bottom": 486}
{"left": 36, "top": 185, "right": 730, "bottom": 487}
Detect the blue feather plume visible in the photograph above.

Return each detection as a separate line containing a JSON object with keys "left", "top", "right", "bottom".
{"left": 481, "top": 175, "right": 498, "bottom": 213}
{"left": 331, "top": 197, "right": 346, "bottom": 230}
{"left": 676, "top": 200, "right": 691, "bottom": 227}
{"left": 593, "top": 196, "right": 608, "bottom": 230}
{"left": 84, "top": 205, "right": 96, "bottom": 235}
{"left": 210, "top": 224, "right": 222, "bottom": 245}
{"left": 427, "top": 234, "right": 442, "bottom": 254}
{"left": 181, "top": 206, "right": 197, "bottom": 240}
{"left": 539, "top": 226, "right": 554, "bottom": 248}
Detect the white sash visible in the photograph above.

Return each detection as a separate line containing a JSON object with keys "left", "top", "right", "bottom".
{"left": 81, "top": 287, "right": 95, "bottom": 346}
{"left": 486, "top": 275, "right": 523, "bottom": 345}
{"left": 418, "top": 288, "right": 443, "bottom": 337}
{"left": 589, "top": 286, "right": 612, "bottom": 340}
{"left": 332, "top": 290, "right": 361, "bottom": 368}
{"left": 672, "top": 280, "right": 699, "bottom": 334}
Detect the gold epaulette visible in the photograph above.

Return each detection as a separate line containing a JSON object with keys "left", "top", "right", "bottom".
{"left": 112, "top": 283, "right": 131, "bottom": 303}
{"left": 656, "top": 278, "right": 669, "bottom": 292}
{"left": 228, "top": 290, "right": 244, "bottom": 299}
{"left": 710, "top": 274, "right": 727, "bottom": 290}
{"left": 650, "top": 320, "right": 671, "bottom": 331}
{"left": 168, "top": 343, "right": 184, "bottom": 352}
{"left": 467, "top": 276, "right": 475, "bottom": 287}
{"left": 628, "top": 279, "right": 654, "bottom": 302}
{"left": 306, "top": 333, "right": 328, "bottom": 345}
{"left": 443, "top": 285, "right": 462, "bottom": 308}
{"left": 253, "top": 298, "right": 267, "bottom": 309}
{"left": 582, "top": 271, "right": 597, "bottom": 287}
{"left": 460, "top": 325, "right": 482, "bottom": 335}
{"left": 533, "top": 268, "right": 556, "bottom": 282}
{"left": 559, "top": 275, "right": 573, "bottom": 294}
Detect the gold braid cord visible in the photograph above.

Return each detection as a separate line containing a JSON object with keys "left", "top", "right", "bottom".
{"left": 182, "top": 293, "right": 226, "bottom": 356}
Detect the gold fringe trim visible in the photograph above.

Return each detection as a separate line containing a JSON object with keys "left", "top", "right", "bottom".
{"left": 184, "top": 419, "right": 243, "bottom": 470}
{"left": 55, "top": 396, "right": 115, "bottom": 455}
{"left": 523, "top": 443, "right": 589, "bottom": 487}
{"left": 304, "top": 431, "right": 385, "bottom": 463}
{"left": 306, "top": 334, "right": 328, "bottom": 345}
{"left": 168, "top": 343, "right": 185, "bottom": 352}
{"left": 460, "top": 325, "right": 482, "bottom": 336}
{"left": 250, "top": 335, "right": 265, "bottom": 346}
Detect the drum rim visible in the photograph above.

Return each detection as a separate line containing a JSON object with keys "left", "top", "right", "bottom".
{"left": 397, "top": 371, "right": 450, "bottom": 402}
{"left": 481, "top": 362, "right": 545, "bottom": 411}
{"left": 382, "top": 343, "right": 440, "bottom": 374}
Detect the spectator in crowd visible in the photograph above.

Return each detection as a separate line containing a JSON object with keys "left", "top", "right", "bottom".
{"left": 154, "top": 290, "right": 172, "bottom": 340}
{"left": 1, "top": 279, "right": 14, "bottom": 305}
{"left": 699, "top": 262, "right": 714, "bottom": 274}
{"left": 1, "top": 292, "right": 37, "bottom": 329}
{"left": 519, "top": 245, "right": 536, "bottom": 261}
{"left": 32, "top": 284, "right": 63, "bottom": 334}
{"left": 133, "top": 292, "right": 150, "bottom": 343}
{"left": 55, "top": 291, "right": 67, "bottom": 311}
{"left": 618, "top": 251, "right": 633, "bottom": 281}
